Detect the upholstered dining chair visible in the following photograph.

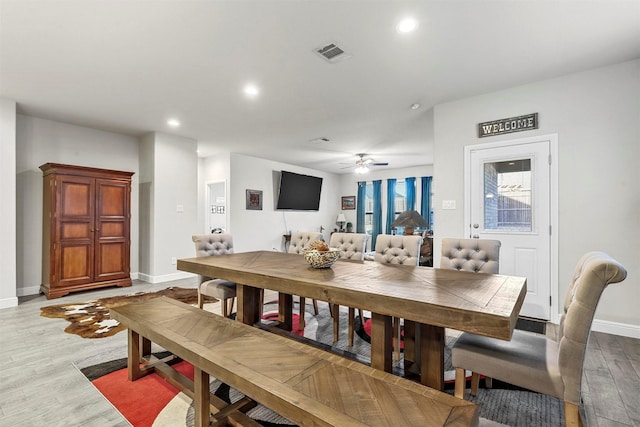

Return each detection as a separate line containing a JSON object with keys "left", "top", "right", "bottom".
{"left": 192, "top": 233, "right": 237, "bottom": 317}
{"left": 440, "top": 237, "right": 501, "bottom": 274}
{"left": 452, "top": 251, "right": 627, "bottom": 427}
{"left": 366, "top": 234, "right": 423, "bottom": 359}
{"left": 287, "top": 231, "right": 324, "bottom": 330}
{"left": 329, "top": 232, "right": 369, "bottom": 344}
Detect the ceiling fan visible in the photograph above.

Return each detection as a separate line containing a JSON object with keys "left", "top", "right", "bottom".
{"left": 341, "top": 153, "right": 389, "bottom": 174}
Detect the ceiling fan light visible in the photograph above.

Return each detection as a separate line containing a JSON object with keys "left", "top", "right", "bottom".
{"left": 355, "top": 165, "right": 369, "bottom": 174}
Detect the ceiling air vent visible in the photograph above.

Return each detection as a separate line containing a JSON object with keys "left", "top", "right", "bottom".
{"left": 314, "top": 42, "right": 351, "bottom": 63}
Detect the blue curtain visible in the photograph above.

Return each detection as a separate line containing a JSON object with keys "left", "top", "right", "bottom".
{"left": 356, "top": 181, "right": 367, "bottom": 233}
{"left": 405, "top": 177, "right": 416, "bottom": 211}
{"left": 372, "top": 180, "right": 382, "bottom": 249}
{"left": 386, "top": 178, "right": 396, "bottom": 234}
{"left": 421, "top": 176, "right": 432, "bottom": 229}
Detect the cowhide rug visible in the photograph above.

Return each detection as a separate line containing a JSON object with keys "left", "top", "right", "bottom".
{"left": 40, "top": 287, "right": 216, "bottom": 339}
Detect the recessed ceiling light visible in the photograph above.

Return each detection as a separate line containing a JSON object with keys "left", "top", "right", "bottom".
{"left": 167, "top": 118, "right": 180, "bottom": 127}
{"left": 243, "top": 84, "right": 259, "bottom": 97}
{"left": 396, "top": 18, "right": 418, "bottom": 34}
{"left": 410, "top": 103, "right": 421, "bottom": 110}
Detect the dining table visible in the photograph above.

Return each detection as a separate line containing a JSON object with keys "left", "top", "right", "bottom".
{"left": 177, "top": 250, "right": 527, "bottom": 391}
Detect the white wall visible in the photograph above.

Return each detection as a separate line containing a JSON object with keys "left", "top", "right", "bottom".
{"left": 138, "top": 132, "right": 198, "bottom": 282}
{"left": 0, "top": 99, "right": 17, "bottom": 308}
{"left": 433, "top": 59, "right": 640, "bottom": 332}
{"left": 15, "top": 115, "right": 140, "bottom": 296}
{"left": 228, "top": 153, "right": 341, "bottom": 252}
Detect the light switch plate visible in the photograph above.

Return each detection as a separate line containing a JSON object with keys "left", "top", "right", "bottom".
{"left": 442, "top": 200, "right": 456, "bottom": 210}
{"left": 176, "top": 204, "right": 184, "bottom": 213}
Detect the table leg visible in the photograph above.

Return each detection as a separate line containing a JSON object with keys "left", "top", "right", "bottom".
{"left": 128, "top": 329, "right": 143, "bottom": 381}
{"left": 278, "top": 293, "right": 293, "bottom": 331}
{"left": 237, "top": 284, "right": 262, "bottom": 325}
{"left": 419, "top": 323, "right": 445, "bottom": 390}
{"left": 194, "top": 366, "right": 210, "bottom": 427}
{"left": 403, "top": 320, "right": 418, "bottom": 369}
{"left": 370, "top": 313, "right": 393, "bottom": 373}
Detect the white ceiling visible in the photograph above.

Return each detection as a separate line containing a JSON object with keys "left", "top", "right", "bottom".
{"left": 1, "top": 0, "right": 639, "bottom": 174}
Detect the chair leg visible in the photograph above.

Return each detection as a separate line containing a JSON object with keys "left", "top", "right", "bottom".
{"left": 221, "top": 298, "right": 228, "bottom": 317}
{"left": 197, "top": 290, "right": 204, "bottom": 309}
{"left": 299, "top": 297, "right": 306, "bottom": 331}
{"left": 455, "top": 368, "right": 466, "bottom": 399}
{"left": 564, "top": 402, "right": 583, "bottom": 427}
{"left": 312, "top": 299, "right": 319, "bottom": 315}
{"left": 331, "top": 304, "right": 340, "bottom": 343}
{"left": 392, "top": 317, "right": 401, "bottom": 362}
{"left": 348, "top": 307, "right": 355, "bottom": 347}
{"left": 228, "top": 297, "right": 235, "bottom": 317}
{"left": 485, "top": 376, "right": 493, "bottom": 389}
{"left": 471, "top": 372, "right": 480, "bottom": 396}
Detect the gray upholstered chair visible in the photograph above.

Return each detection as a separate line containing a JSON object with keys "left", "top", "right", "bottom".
{"left": 369, "top": 234, "right": 423, "bottom": 358}
{"left": 329, "top": 232, "right": 368, "bottom": 344}
{"left": 440, "top": 237, "right": 501, "bottom": 273}
{"left": 192, "top": 233, "right": 237, "bottom": 317}
{"left": 452, "top": 251, "right": 627, "bottom": 427}
{"left": 287, "top": 231, "right": 324, "bottom": 331}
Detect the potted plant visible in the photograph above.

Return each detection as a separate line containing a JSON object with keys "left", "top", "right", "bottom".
{"left": 346, "top": 222, "right": 353, "bottom": 233}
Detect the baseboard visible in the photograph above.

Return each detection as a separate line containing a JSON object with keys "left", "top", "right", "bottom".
{"left": 17, "top": 285, "right": 41, "bottom": 297}
{"left": 0, "top": 296, "right": 19, "bottom": 309}
{"left": 591, "top": 318, "right": 640, "bottom": 339}
{"left": 130, "top": 272, "right": 139, "bottom": 280}
{"left": 137, "top": 271, "right": 194, "bottom": 284}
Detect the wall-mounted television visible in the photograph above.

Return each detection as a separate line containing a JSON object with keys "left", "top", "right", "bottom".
{"left": 276, "top": 170, "right": 323, "bottom": 211}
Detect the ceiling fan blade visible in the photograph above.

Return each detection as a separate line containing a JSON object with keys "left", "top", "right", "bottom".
{"left": 370, "top": 162, "right": 389, "bottom": 166}
{"left": 340, "top": 164, "right": 356, "bottom": 169}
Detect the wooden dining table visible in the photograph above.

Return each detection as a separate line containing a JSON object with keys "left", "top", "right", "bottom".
{"left": 177, "top": 250, "right": 527, "bottom": 391}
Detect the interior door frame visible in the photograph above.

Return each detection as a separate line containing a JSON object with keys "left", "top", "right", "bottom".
{"left": 206, "top": 180, "right": 228, "bottom": 234}
{"left": 464, "top": 134, "right": 560, "bottom": 323}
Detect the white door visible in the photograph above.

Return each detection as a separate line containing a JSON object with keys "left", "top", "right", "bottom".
{"left": 465, "top": 136, "right": 556, "bottom": 320}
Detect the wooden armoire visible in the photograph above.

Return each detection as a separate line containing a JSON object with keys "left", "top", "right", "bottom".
{"left": 40, "top": 163, "right": 134, "bottom": 299}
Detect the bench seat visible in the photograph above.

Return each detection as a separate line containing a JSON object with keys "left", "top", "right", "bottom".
{"left": 110, "top": 296, "right": 478, "bottom": 427}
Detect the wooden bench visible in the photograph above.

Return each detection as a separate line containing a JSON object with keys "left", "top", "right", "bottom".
{"left": 110, "top": 296, "right": 479, "bottom": 427}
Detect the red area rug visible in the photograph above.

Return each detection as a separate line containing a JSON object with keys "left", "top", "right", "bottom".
{"left": 94, "top": 360, "right": 194, "bottom": 427}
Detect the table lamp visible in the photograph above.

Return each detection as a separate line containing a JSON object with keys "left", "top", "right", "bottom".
{"left": 391, "top": 210, "right": 428, "bottom": 235}
{"left": 336, "top": 213, "right": 347, "bottom": 232}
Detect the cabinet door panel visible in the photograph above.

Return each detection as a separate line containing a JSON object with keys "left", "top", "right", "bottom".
{"left": 95, "top": 179, "right": 130, "bottom": 281}
{"left": 54, "top": 176, "right": 95, "bottom": 287}
{"left": 59, "top": 244, "right": 92, "bottom": 285}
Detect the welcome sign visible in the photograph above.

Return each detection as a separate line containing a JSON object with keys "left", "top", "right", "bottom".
{"left": 478, "top": 113, "right": 538, "bottom": 137}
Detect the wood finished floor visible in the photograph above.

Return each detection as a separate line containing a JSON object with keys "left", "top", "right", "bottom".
{"left": 0, "top": 278, "right": 638, "bottom": 427}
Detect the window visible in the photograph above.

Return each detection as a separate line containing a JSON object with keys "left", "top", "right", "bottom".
{"left": 364, "top": 182, "right": 373, "bottom": 235}
{"left": 484, "top": 159, "right": 532, "bottom": 231}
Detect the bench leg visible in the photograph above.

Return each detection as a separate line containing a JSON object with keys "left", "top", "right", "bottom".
{"left": 194, "top": 367, "right": 210, "bottom": 427}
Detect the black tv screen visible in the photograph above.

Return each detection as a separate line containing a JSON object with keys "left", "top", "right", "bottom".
{"left": 276, "top": 171, "right": 323, "bottom": 210}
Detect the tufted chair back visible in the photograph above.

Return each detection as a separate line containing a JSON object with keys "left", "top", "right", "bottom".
{"left": 440, "top": 238, "right": 501, "bottom": 273}
{"left": 556, "top": 251, "right": 627, "bottom": 404}
{"left": 288, "top": 231, "right": 323, "bottom": 254}
{"left": 374, "top": 234, "right": 422, "bottom": 265}
{"left": 329, "top": 232, "right": 368, "bottom": 261}
{"left": 191, "top": 233, "right": 237, "bottom": 316}
{"left": 193, "top": 233, "right": 234, "bottom": 257}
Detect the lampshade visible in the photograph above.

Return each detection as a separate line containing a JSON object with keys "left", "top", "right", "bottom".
{"left": 391, "top": 210, "right": 428, "bottom": 230}
{"left": 336, "top": 213, "right": 347, "bottom": 224}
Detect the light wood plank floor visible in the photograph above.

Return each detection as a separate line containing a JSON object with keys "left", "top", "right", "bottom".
{"left": 0, "top": 278, "right": 638, "bottom": 426}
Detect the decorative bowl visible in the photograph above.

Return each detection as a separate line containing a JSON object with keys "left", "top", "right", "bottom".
{"left": 304, "top": 249, "right": 341, "bottom": 269}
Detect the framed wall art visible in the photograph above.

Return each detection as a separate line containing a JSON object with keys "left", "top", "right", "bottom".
{"left": 341, "top": 196, "right": 356, "bottom": 210}
{"left": 246, "top": 189, "right": 263, "bottom": 210}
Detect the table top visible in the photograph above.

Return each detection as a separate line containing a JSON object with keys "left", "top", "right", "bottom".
{"left": 178, "top": 250, "right": 527, "bottom": 341}
{"left": 111, "top": 296, "right": 479, "bottom": 427}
